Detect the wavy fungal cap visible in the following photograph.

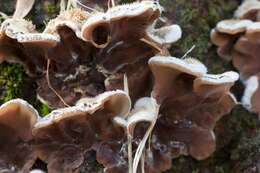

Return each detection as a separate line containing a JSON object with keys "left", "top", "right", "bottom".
{"left": 149, "top": 56, "right": 208, "bottom": 77}
{"left": 33, "top": 90, "right": 131, "bottom": 132}
{"left": 81, "top": 0, "right": 162, "bottom": 43}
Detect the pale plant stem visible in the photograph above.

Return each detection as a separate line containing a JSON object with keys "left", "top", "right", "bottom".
{"left": 60, "top": 0, "right": 66, "bottom": 12}
{"left": 127, "top": 133, "right": 133, "bottom": 173}
{"left": 73, "top": 0, "right": 99, "bottom": 13}
{"left": 124, "top": 74, "right": 129, "bottom": 95}
{"left": 148, "top": 133, "right": 152, "bottom": 152}
{"left": 141, "top": 150, "right": 145, "bottom": 173}
{"left": 181, "top": 45, "right": 196, "bottom": 59}
{"left": 67, "top": 0, "right": 72, "bottom": 10}
{"left": 133, "top": 121, "right": 156, "bottom": 173}
{"left": 108, "top": 0, "right": 116, "bottom": 9}
{"left": 111, "top": 0, "right": 115, "bottom": 7}
{"left": 0, "top": 12, "right": 8, "bottom": 20}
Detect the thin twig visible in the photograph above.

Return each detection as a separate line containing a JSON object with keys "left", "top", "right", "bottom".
{"left": 124, "top": 74, "right": 129, "bottom": 95}
{"left": 111, "top": 0, "right": 116, "bottom": 7}
{"left": 46, "top": 59, "right": 71, "bottom": 107}
{"left": 181, "top": 45, "right": 196, "bottom": 59}
{"left": 0, "top": 12, "right": 8, "bottom": 20}
{"left": 66, "top": 0, "right": 72, "bottom": 10}
{"left": 108, "top": 0, "right": 116, "bottom": 9}
{"left": 141, "top": 151, "right": 145, "bottom": 173}
{"left": 74, "top": 0, "right": 99, "bottom": 12}
{"left": 132, "top": 99, "right": 159, "bottom": 173}
{"left": 127, "top": 133, "right": 133, "bottom": 173}
{"left": 133, "top": 121, "right": 157, "bottom": 173}
{"left": 140, "top": 38, "right": 163, "bottom": 54}
{"left": 148, "top": 133, "right": 152, "bottom": 152}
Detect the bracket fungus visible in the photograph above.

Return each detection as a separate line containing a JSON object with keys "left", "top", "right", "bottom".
{"left": 0, "top": 60, "right": 238, "bottom": 173}
{"left": 234, "top": 0, "right": 260, "bottom": 20}
{"left": 81, "top": 1, "right": 180, "bottom": 48}
{"left": 211, "top": 0, "right": 260, "bottom": 114}
{"left": 32, "top": 90, "right": 131, "bottom": 173}
{"left": 0, "top": 0, "right": 240, "bottom": 173}
{"left": 94, "top": 57, "right": 239, "bottom": 173}
{"left": 97, "top": 96, "right": 160, "bottom": 173}
{"left": 0, "top": 99, "right": 39, "bottom": 173}
{"left": 0, "top": 18, "right": 51, "bottom": 74}
{"left": 145, "top": 56, "right": 238, "bottom": 172}
{"left": 0, "top": 0, "right": 182, "bottom": 108}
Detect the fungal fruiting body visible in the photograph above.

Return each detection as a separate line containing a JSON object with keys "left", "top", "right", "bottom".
{"left": 0, "top": 99, "right": 39, "bottom": 173}
{"left": 0, "top": 0, "right": 240, "bottom": 173}
{"left": 0, "top": 57, "right": 239, "bottom": 173}
{"left": 0, "top": 57, "right": 238, "bottom": 172}
{"left": 33, "top": 90, "right": 130, "bottom": 173}
{"left": 0, "top": 0, "right": 182, "bottom": 108}
{"left": 211, "top": 0, "right": 260, "bottom": 114}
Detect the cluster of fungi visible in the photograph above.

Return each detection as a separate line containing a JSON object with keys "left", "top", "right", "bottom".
{"left": 211, "top": 0, "right": 260, "bottom": 115}
{"left": 0, "top": 0, "right": 244, "bottom": 173}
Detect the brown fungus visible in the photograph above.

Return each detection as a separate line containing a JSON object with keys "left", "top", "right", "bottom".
{"left": 104, "top": 57, "right": 154, "bottom": 102}
{"left": 81, "top": 1, "right": 162, "bottom": 48}
{"left": 0, "top": 18, "right": 57, "bottom": 75}
{"left": 0, "top": 8, "right": 104, "bottom": 108}
{"left": 0, "top": 1, "right": 182, "bottom": 108}
{"left": 210, "top": 19, "right": 252, "bottom": 61}
{"left": 0, "top": 56, "right": 238, "bottom": 173}
{"left": 39, "top": 2, "right": 166, "bottom": 107}
{"left": 0, "top": 99, "right": 39, "bottom": 173}
{"left": 0, "top": 8, "right": 98, "bottom": 109}
{"left": 36, "top": 9, "right": 106, "bottom": 108}
{"left": 145, "top": 56, "right": 238, "bottom": 172}
{"left": 230, "top": 22, "right": 260, "bottom": 79}
{"left": 95, "top": 96, "right": 160, "bottom": 173}
{"left": 0, "top": 0, "right": 60, "bottom": 75}
{"left": 212, "top": 0, "right": 260, "bottom": 114}
{"left": 0, "top": 1, "right": 242, "bottom": 173}
{"left": 95, "top": 56, "right": 238, "bottom": 173}
{"left": 82, "top": 1, "right": 181, "bottom": 102}
{"left": 32, "top": 90, "right": 131, "bottom": 173}
{"left": 234, "top": 0, "right": 260, "bottom": 20}
{"left": 81, "top": 0, "right": 181, "bottom": 73}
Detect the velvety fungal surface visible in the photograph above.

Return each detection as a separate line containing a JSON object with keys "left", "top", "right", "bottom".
{"left": 1, "top": 0, "right": 260, "bottom": 173}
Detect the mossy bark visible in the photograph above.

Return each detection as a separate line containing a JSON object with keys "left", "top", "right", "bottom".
{"left": 0, "top": 0, "right": 259, "bottom": 173}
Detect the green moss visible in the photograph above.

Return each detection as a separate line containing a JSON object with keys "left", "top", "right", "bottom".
{"left": 224, "top": 108, "right": 260, "bottom": 173}
{"left": 37, "top": 102, "right": 51, "bottom": 116}
{"left": 0, "top": 62, "right": 51, "bottom": 116}
{"left": 208, "top": 106, "right": 258, "bottom": 172}
{"left": 0, "top": 16, "right": 5, "bottom": 23}
{"left": 230, "top": 132, "right": 260, "bottom": 173}
{"left": 0, "top": 0, "right": 15, "bottom": 16}
{"left": 46, "top": 4, "right": 59, "bottom": 13}
{"left": 0, "top": 63, "right": 25, "bottom": 103}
